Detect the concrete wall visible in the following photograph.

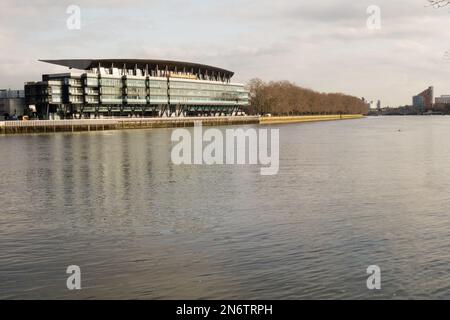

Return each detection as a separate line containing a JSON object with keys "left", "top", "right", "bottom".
{"left": 0, "top": 116, "right": 260, "bottom": 134}
{"left": 260, "top": 114, "right": 365, "bottom": 125}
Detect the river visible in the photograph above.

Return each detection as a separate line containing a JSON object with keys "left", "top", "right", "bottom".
{"left": 1, "top": 116, "right": 450, "bottom": 299}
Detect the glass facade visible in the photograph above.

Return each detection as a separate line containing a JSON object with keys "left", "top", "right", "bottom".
{"left": 25, "top": 63, "right": 249, "bottom": 118}
{"left": 169, "top": 79, "right": 248, "bottom": 105}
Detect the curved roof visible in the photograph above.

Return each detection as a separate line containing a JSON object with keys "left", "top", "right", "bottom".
{"left": 39, "top": 59, "right": 234, "bottom": 78}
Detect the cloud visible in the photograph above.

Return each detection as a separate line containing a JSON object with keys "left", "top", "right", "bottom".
{"left": 1, "top": 0, "right": 450, "bottom": 106}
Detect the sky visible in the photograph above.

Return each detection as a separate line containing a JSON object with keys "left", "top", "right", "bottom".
{"left": 1, "top": 0, "right": 450, "bottom": 107}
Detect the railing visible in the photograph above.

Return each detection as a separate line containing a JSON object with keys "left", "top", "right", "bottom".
{"left": 1, "top": 119, "right": 119, "bottom": 127}
{"left": 0, "top": 116, "right": 260, "bottom": 134}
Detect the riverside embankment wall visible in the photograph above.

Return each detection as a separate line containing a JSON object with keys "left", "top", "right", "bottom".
{"left": 0, "top": 115, "right": 364, "bottom": 135}
{"left": 0, "top": 116, "right": 259, "bottom": 134}
{"left": 259, "top": 114, "right": 364, "bottom": 125}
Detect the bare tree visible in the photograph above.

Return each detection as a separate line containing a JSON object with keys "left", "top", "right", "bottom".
{"left": 246, "top": 79, "right": 369, "bottom": 116}
{"left": 428, "top": 1, "right": 450, "bottom": 8}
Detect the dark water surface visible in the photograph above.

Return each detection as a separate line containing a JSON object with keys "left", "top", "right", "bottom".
{"left": 1, "top": 116, "right": 450, "bottom": 299}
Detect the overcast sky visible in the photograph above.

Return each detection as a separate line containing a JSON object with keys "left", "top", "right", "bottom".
{"left": 1, "top": 0, "right": 450, "bottom": 106}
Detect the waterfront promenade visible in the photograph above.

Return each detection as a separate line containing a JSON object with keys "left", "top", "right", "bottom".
{"left": 0, "top": 114, "right": 364, "bottom": 134}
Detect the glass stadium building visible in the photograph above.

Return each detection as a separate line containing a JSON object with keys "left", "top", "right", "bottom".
{"left": 25, "top": 59, "right": 249, "bottom": 119}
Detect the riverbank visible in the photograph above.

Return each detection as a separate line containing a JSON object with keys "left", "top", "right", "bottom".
{"left": 0, "top": 116, "right": 259, "bottom": 135}
{"left": 0, "top": 114, "right": 365, "bottom": 135}
{"left": 260, "top": 114, "right": 364, "bottom": 125}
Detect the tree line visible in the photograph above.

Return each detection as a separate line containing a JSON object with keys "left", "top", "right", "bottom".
{"left": 245, "top": 78, "right": 369, "bottom": 115}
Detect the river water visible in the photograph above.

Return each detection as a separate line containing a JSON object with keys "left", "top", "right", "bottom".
{"left": 1, "top": 116, "right": 450, "bottom": 299}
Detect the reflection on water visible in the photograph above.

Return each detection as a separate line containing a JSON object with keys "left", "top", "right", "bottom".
{"left": 1, "top": 117, "right": 450, "bottom": 299}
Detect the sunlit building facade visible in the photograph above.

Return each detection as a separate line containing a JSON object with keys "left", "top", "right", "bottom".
{"left": 25, "top": 59, "right": 249, "bottom": 119}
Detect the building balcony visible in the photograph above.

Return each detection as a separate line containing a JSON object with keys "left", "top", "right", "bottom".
{"left": 125, "top": 98, "right": 147, "bottom": 104}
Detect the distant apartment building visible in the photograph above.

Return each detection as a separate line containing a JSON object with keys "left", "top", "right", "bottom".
{"left": 412, "top": 95, "right": 424, "bottom": 110}
{"left": 435, "top": 95, "right": 450, "bottom": 104}
{"left": 412, "top": 86, "right": 434, "bottom": 112}
{"left": 434, "top": 95, "right": 450, "bottom": 112}
{"left": 0, "top": 89, "right": 26, "bottom": 120}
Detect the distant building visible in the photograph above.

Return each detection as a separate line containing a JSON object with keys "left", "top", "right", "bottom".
{"left": 364, "top": 99, "right": 382, "bottom": 111}
{"left": 0, "top": 89, "right": 26, "bottom": 120}
{"left": 412, "top": 86, "right": 433, "bottom": 112}
{"left": 435, "top": 95, "right": 450, "bottom": 104}
{"left": 434, "top": 95, "right": 450, "bottom": 113}
{"left": 412, "top": 95, "right": 424, "bottom": 110}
